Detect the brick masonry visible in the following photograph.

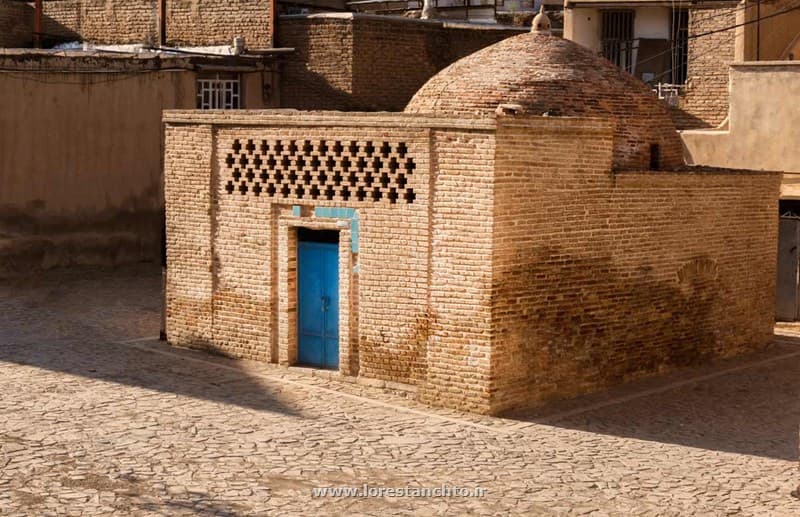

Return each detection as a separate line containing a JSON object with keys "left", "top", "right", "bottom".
{"left": 674, "top": 6, "right": 737, "bottom": 129}
{"left": 41, "top": 0, "right": 271, "bottom": 46}
{"left": 0, "top": 0, "right": 33, "bottom": 47}
{"left": 490, "top": 116, "right": 778, "bottom": 413}
{"left": 277, "top": 14, "right": 526, "bottom": 111}
{"left": 163, "top": 110, "right": 780, "bottom": 414}
{"left": 406, "top": 32, "right": 685, "bottom": 172}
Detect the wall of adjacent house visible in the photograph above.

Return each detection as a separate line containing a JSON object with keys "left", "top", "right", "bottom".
{"left": 41, "top": 0, "right": 271, "bottom": 46}
{"left": 0, "top": 0, "right": 33, "bottom": 47}
{"left": 674, "top": 6, "right": 737, "bottom": 129}
{"left": 42, "top": 0, "right": 158, "bottom": 44}
{"left": 166, "top": 0, "right": 272, "bottom": 47}
{"left": 278, "top": 14, "right": 525, "bottom": 111}
{"left": 490, "top": 115, "right": 779, "bottom": 414}
{"left": 0, "top": 56, "right": 268, "bottom": 274}
{"left": 563, "top": 7, "right": 600, "bottom": 53}
{"left": 739, "top": 0, "right": 800, "bottom": 60}
{"left": 682, "top": 62, "right": 800, "bottom": 197}
{"left": 0, "top": 64, "right": 192, "bottom": 274}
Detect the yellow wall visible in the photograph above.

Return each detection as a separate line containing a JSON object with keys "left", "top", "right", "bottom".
{"left": 0, "top": 67, "right": 268, "bottom": 273}
{"left": 681, "top": 62, "right": 800, "bottom": 197}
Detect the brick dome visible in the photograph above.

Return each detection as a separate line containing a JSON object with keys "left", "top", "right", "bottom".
{"left": 405, "top": 33, "right": 684, "bottom": 171}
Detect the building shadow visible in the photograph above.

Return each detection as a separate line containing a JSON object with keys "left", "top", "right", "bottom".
{"left": 0, "top": 264, "right": 303, "bottom": 418}
{"left": 504, "top": 335, "right": 800, "bottom": 461}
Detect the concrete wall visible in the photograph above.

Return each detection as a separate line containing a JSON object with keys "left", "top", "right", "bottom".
{"left": 682, "top": 62, "right": 800, "bottom": 197}
{"left": 41, "top": 0, "right": 272, "bottom": 46}
{"left": 0, "top": 0, "right": 33, "bottom": 47}
{"left": 277, "top": 13, "right": 525, "bottom": 111}
{"left": 0, "top": 54, "right": 269, "bottom": 274}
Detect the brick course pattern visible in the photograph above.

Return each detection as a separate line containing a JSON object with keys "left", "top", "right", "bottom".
{"left": 41, "top": 0, "right": 270, "bottom": 46}
{"left": 675, "top": 7, "right": 737, "bottom": 129}
{"left": 0, "top": 0, "right": 33, "bottom": 47}
{"left": 166, "top": 0, "right": 271, "bottom": 47}
{"left": 277, "top": 14, "right": 526, "bottom": 111}
{"left": 164, "top": 109, "right": 779, "bottom": 415}
{"left": 407, "top": 32, "right": 685, "bottom": 172}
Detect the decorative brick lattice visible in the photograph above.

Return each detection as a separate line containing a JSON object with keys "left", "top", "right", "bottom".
{"left": 224, "top": 139, "right": 417, "bottom": 204}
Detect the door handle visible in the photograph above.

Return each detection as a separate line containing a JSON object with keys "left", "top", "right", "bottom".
{"left": 321, "top": 296, "right": 329, "bottom": 312}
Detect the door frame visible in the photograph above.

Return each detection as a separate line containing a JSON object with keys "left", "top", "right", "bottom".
{"left": 278, "top": 217, "right": 354, "bottom": 375}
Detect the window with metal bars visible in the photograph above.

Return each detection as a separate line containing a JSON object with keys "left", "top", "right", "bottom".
{"left": 601, "top": 10, "right": 635, "bottom": 73}
{"left": 196, "top": 73, "right": 241, "bottom": 109}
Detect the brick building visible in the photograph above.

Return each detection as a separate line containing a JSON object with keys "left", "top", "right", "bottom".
{"left": 164, "top": 22, "right": 780, "bottom": 414}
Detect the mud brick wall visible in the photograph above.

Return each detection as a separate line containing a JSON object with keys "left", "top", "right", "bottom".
{"left": 278, "top": 14, "right": 524, "bottom": 111}
{"left": 166, "top": 0, "right": 271, "bottom": 47}
{"left": 41, "top": 0, "right": 270, "bottom": 46}
{"left": 42, "top": 0, "right": 159, "bottom": 45}
{"left": 0, "top": 0, "right": 33, "bottom": 47}
{"left": 675, "top": 6, "right": 737, "bottom": 129}
{"left": 490, "top": 115, "right": 779, "bottom": 413}
{"left": 277, "top": 16, "right": 355, "bottom": 110}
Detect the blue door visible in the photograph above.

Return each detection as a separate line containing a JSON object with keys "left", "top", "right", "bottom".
{"left": 297, "top": 241, "right": 339, "bottom": 369}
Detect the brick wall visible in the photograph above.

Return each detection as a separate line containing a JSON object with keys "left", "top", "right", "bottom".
{"left": 420, "top": 127, "right": 495, "bottom": 412}
{"left": 490, "top": 115, "right": 779, "bottom": 413}
{"left": 277, "top": 16, "right": 355, "bottom": 110}
{"left": 42, "top": 0, "right": 159, "bottom": 45}
{"left": 41, "top": 0, "right": 270, "bottom": 46}
{"left": 0, "top": 0, "right": 33, "bottom": 47}
{"left": 164, "top": 123, "right": 215, "bottom": 347}
{"left": 166, "top": 0, "right": 271, "bottom": 47}
{"left": 278, "top": 14, "right": 525, "bottom": 111}
{"left": 675, "top": 7, "right": 737, "bottom": 129}
{"left": 164, "top": 110, "right": 779, "bottom": 415}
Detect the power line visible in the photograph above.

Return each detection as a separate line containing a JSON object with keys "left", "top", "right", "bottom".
{"left": 630, "top": 0, "right": 800, "bottom": 73}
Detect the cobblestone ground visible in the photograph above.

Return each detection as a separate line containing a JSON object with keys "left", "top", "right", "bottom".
{"left": 1, "top": 264, "right": 800, "bottom": 516}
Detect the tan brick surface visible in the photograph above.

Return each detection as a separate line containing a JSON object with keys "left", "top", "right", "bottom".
{"left": 41, "top": 0, "right": 271, "bottom": 46}
{"left": 675, "top": 6, "right": 737, "bottom": 129}
{"left": 164, "top": 109, "right": 779, "bottom": 414}
{"left": 277, "top": 14, "right": 525, "bottom": 111}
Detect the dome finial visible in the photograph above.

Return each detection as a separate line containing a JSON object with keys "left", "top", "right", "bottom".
{"left": 531, "top": 5, "right": 551, "bottom": 34}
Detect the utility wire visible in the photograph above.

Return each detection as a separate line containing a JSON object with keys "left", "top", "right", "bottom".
{"left": 630, "top": 0, "right": 800, "bottom": 72}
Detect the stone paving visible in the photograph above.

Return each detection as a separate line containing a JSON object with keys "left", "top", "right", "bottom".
{"left": 1, "top": 264, "right": 800, "bottom": 516}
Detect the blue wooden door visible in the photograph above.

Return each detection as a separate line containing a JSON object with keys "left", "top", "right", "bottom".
{"left": 297, "top": 241, "right": 339, "bottom": 369}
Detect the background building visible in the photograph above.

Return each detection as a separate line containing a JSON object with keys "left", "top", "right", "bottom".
{"left": 0, "top": 0, "right": 524, "bottom": 274}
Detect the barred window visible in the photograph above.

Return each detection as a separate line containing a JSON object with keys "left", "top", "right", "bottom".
{"left": 196, "top": 74, "right": 241, "bottom": 109}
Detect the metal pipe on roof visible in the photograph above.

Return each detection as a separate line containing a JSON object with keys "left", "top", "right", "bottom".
{"left": 34, "top": 0, "right": 42, "bottom": 48}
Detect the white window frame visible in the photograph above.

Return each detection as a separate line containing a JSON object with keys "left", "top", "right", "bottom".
{"left": 197, "top": 73, "right": 241, "bottom": 109}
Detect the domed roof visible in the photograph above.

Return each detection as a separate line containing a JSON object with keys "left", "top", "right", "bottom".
{"left": 405, "top": 33, "right": 684, "bottom": 171}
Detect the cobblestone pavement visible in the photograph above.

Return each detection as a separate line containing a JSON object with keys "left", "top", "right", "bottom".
{"left": 1, "top": 265, "right": 800, "bottom": 516}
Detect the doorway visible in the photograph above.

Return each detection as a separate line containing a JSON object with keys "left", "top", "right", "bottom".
{"left": 297, "top": 228, "right": 340, "bottom": 369}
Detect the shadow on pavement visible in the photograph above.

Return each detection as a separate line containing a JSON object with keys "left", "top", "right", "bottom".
{"left": 0, "top": 264, "right": 302, "bottom": 418}
{"left": 505, "top": 336, "right": 800, "bottom": 461}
